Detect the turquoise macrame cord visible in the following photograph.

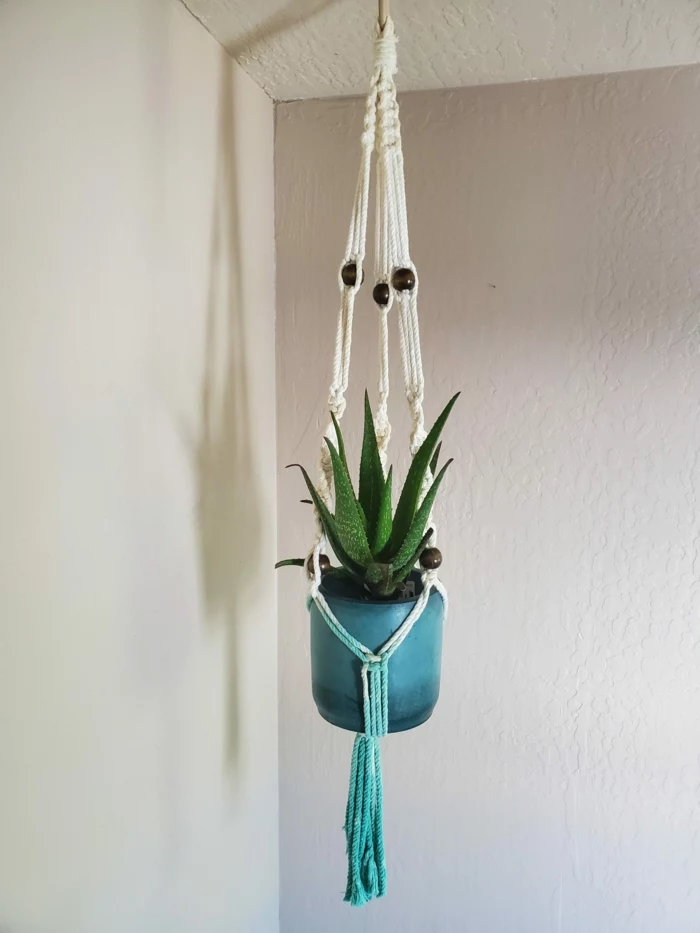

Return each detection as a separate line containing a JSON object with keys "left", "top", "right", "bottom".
{"left": 308, "top": 594, "right": 390, "bottom": 905}
{"left": 307, "top": 570, "right": 444, "bottom": 907}
{"left": 345, "top": 658, "right": 388, "bottom": 904}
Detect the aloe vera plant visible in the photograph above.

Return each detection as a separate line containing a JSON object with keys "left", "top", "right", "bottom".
{"left": 276, "top": 391, "right": 459, "bottom": 599}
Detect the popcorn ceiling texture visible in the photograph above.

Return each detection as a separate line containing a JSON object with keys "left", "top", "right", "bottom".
{"left": 275, "top": 66, "right": 700, "bottom": 932}
{"left": 181, "top": 0, "right": 700, "bottom": 100}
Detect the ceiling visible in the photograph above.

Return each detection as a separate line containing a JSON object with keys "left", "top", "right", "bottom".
{"left": 182, "top": 0, "right": 700, "bottom": 101}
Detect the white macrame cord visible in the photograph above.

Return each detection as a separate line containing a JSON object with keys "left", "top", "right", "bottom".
{"left": 311, "top": 16, "right": 447, "bottom": 655}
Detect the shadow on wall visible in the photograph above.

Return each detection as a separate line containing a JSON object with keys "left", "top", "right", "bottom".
{"left": 194, "top": 56, "right": 262, "bottom": 777}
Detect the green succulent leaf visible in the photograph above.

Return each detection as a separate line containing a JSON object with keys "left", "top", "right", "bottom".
{"left": 284, "top": 390, "right": 458, "bottom": 600}
{"left": 330, "top": 411, "right": 350, "bottom": 478}
{"left": 429, "top": 442, "right": 442, "bottom": 478}
{"left": 364, "top": 561, "right": 392, "bottom": 585}
{"left": 287, "top": 464, "right": 366, "bottom": 583}
{"left": 383, "top": 393, "right": 459, "bottom": 559}
{"left": 355, "top": 499, "right": 368, "bottom": 533}
{"left": 330, "top": 563, "right": 367, "bottom": 591}
{"left": 372, "top": 466, "right": 393, "bottom": 556}
{"left": 358, "top": 391, "right": 385, "bottom": 540}
{"left": 390, "top": 528, "right": 434, "bottom": 585}
{"left": 324, "top": 566, "right": 361, "bottom": 587}
{"left": 384, "top": 458, "right": 453, "bottom": 567}
{"left": 275, "top": 558, "right": 306, "bottom": 569}
{"left": 325, "top": 438, "right": 373, "bottom": 564}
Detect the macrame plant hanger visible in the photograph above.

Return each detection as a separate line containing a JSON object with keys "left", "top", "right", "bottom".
{"left": 307, "top": 3, "right": 448, "bottom": 907}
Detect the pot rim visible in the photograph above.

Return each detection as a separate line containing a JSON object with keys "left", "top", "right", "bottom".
{"left": 318, "top": 569, "right": 429, "bottom": 607}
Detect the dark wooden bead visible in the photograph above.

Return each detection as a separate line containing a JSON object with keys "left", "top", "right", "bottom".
{"left": 341, "top": 262, "right": 364, "bottom": 287}
{"left": 391, "top": 267, "right": 416, "bottom": 291}
{"left": 373, "top": 282, "right": 390, "bottom": 305}
{"left": 307, "top": 553, "right": 331, "bottom": 575}
{"left": 419, "top": 547, "right": 442, "bottom": 570}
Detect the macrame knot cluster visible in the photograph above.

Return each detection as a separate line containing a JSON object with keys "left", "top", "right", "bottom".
{"left": 406, "top": 386, "right": 424, "bottom": 412}
{"left": 374, "top": 19, "right": 397, "bottom": 75}
{"left": 361, "top": 122, "right": 376, "bottom": 151}
{"left": 328, "top": 389, "right": 347, "bottom": 419}
{"left": 374, "top": 416, "right": 391, "bottom": 443}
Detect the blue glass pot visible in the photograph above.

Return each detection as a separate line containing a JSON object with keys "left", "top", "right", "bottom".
{"left": 309, "top": 571, "right": 444, "bottom": 733}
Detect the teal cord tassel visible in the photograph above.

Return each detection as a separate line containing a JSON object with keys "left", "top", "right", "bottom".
{"left": 343, "top": 657, "right": 389, "bottom": 906}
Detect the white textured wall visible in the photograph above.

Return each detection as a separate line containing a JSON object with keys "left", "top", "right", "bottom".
{"left": 182, "top": 0, "right": 700, "bottom": 101}
{"left": 275, "top": 68, "right": 700, "bottom": 932}
{"left": 0, "top": 2, "right": 278, "bottom": 931}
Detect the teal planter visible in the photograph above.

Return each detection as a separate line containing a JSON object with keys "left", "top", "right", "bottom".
{"left": 309, "top": 571, "right": 444, "bottom": 733}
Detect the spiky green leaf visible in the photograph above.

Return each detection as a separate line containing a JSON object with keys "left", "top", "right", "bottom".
{"left": 325, "top": 438, "right": 373, "bottom": 564}
{"left": 429, "top": 442, "right": 442, "bottom": 478}
{"left": 358, "top": 391, "right": 385, "bottom": 539}
{"left": 364, "top": 561, "right": 391, "bottom": 586}
{"left": 329, "top": 562, "right": 367, "bottom": 591}
{"left": 287, "top": 464, "right": 366, "bottom": 582}
{"left": 330, "top": 411, "right": 350, "bottom": 478}
{"left": 372, "top": 466, "right": 393, "bottom": 556}
{"left": 275, "top": 558, "right": 306, "bottom": 569}
{"left": 389, "top": 528, "right": 434, "bottom": 585}
{"left": 324, "top": 566, "right": 364, "bottom": 589}
{"left": 383, "top": 458, "right": 453, "bottom": 566}
{"left": 384, "top": 393, "right": 459, "bottom": 557}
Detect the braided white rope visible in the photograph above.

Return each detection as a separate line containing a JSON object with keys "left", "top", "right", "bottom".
{"left": 319, "top": 71, "right": 379, "bottom": 505}
{"left": 372, "top": 20, "right": 428, "bottom": 471}
{"left": 312, "top": 15, "right": 442, "bottom": 577}
{"left": 320, "top": 17, "right": 427, "bottom": 493}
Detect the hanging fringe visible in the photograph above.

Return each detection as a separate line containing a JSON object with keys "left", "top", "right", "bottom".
{"left": 343, "top": 658, "right": 389, "bottom": 906}
{"left": 310, "top": 573, "right": 442, "bottom": 905}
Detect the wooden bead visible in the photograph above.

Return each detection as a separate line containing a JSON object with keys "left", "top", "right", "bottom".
{"left": 307, "top": 553, "right": 331, "bottom": 575}
{"left": 341, "top": 262, "right": 364, "bottom": 287}
{"left": 391, "top": 267, "right": 416, "bottom": 292}
{"left": 419, "top": 547, "right": 442, "bottom": 570}
{"left": 373, "top": 282, "right": 390, "bottom": 305}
